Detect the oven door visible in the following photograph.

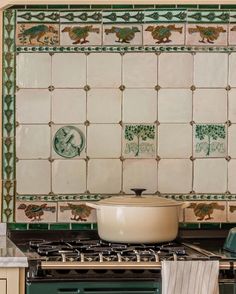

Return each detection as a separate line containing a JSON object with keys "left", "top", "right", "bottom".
{"left": 26, "top": 281, "right": 161, "bottom": 294}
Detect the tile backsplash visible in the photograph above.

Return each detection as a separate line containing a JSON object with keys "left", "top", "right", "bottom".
{"left": 3, "top": 6, "right": 236, "bottom": 227}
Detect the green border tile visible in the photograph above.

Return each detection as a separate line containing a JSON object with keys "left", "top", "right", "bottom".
{"left": 7, "top": 223, "right": 28, "bottom": 230}
{"left": 49, "top": 223, "right": 71, "bottom": 230}
{"left": 111, "top": 5, "right": 134, "bottom": 9}
{"left": 69, "top": 5, "right": 91, "bottom": 9}
{"left": 47, "top": 5, "right": 69, "bottom": 9}
{"left": 221, "top": 223, "right": 236, "bottom": 229}
{"left": 91, "top": 5, "right": 112, "bottom": 9}
{"left": 133, "top": 5, "right": 155, "bottom": 9}
{"left": 200, "top": 223, "right": 221, "bottom": 229}
{"left": 221, "top": 5, "right": 236, "bottom": 9}
{"left": 179, "top": 223, "right": 200, "bottom": 229}
{"left": 198, "top": 5, "right": 220, "bottom": 9}
{"left": 7, "top": 5, "right": 26, "bottom": 9}
{"left": 177, "top": 5, "right": 198, "bottom": 8}
{"left": 28, "top": 223, "right": 49, "bottom": 230}
{"left": 71, "top": 223, "right": 93, "bottom": 230}
{"left": 25, "top": 5, "right": 48, "bottom": 9}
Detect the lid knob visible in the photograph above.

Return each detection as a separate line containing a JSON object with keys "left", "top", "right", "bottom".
{"left": 131, "top": 188, "right": 146, "bottom": 197}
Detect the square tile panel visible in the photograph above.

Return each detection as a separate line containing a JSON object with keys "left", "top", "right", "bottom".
{"left": 228, "top": 124, "right": 236, "bottom": 158}
{"left": 158, "top": 53, "right": 193, "bottom": 88}
{"left": 52, "top": 160, "right": 86, "bottom": 194}
{"left": 16, "top": 125, "right": 50, "bottom": 159}
{"left": 227, "top": 201, "right": 236, "bottom": 222}
{"left": 103, "top": 24, "right": 142, "bottom": 45}
{"left": 87, "top": 53, "right": 121, "bottom": 88}
{"left": 52, "top": 89, "right": 86, "bottom": 124}
{"left": 228, "top": 160, "right": 236, "bottom": 193}
{"left": 123, "top": 53, "right": 157, "bottom": 88}
{"left": 229, "top": 53, "right": 236, "bottom": 87}
{"left": 16, "top": 160, "right": 50, "bottom": 194}
{"left": 123, "top": 89, "right": 157, "bottom": 123}
{"left": 193, "top": 89, "right": 227, "bottom": 123}
{"left": 228, "top": 89, "right": 236, "bottom": 123}
{"left": 17, "top": 53, "right": 51, "bottom": 88}
{"left": 193, "top": 124, "right": 227, "bottom": 158}
{"left": 52, "top": 53, "right": 86, "bottom": 88}
{"left": 194, "top": 53, "right": 228, "bottom": 87}
{"left": 87, "top": 124, "right": 121, "bottom": 158}
{"left": 123, "top": 124, "right": 156, "bottom": 158}
{"left": 16, "top": 89, "right": 51, "bottom": 124}
{"left": 87, "top": 159, "right": 122, "bottom": 193}
{"left": 123, "top": 159, "right": 157, "bottom": 194}
{"left": 143, "top": 23, "right": 185, "bottom": 46}
{"left": 16, "top": 201, "right": 57, "bottom": 223}
{"left": 60, "top": 24, "right": 102, "bottom": 46}
{"left": 87, "top": 89, "right": 121, "bottom": 123}
{"left": 158, "top": 159, "right": 192, "bottom": 193}
{"left": 185, "top": 201, "right": 226, "bottom": 223}
{"left": 158, "top": 89, "right": 192, "bottom": 123}
{"left": 193, "top": 159, "right": 227, "bottom": 193}
{"left": 158, "top": 124, "right": 192, "bottom": 158}
{"left": 52, "top": 125, "right": 86, "bottom": 159}
{"left": 58, "top": 201, "right": 97, "bottom": 223}
{"left": 229, "top": 25, "right": 236, "bottom": 45}
{"left": 186, "top": 24, "right": 227, "bottom": 46}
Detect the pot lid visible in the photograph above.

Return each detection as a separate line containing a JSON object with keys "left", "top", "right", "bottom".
{"left": 98, "top": 189, "right": 181, "bottom": 207}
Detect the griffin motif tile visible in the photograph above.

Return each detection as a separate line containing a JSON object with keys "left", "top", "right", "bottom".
{"left": 143, "top": 23, "right": 185, "bottom": 45}
{"left": 193, "top": 124, "right": 226, "bottom": 158}
{"left": 16, "top": 23, "right": 59, "bottom": 46}
{"left": 16, "top": 201, "right": 57, "bottom": 223}
{"left": 123, "top": 124, "right": 156, "bottom": 158}
{"left": 229, "top": 24, "right": 236, "bottom": 45}
{"left": 227, "top": 201, "right": 236, "bottom": 222}
{"left": 58, "top": 202, "right": 97, "bottom": 223}
{"left": 185, "top": 201, "right": 226, "bottom": 223}
{"left": 186, "top": 24, "right": 227, "bottom": 45}
{"left": 103, "top": 25, "right": 142, "bottom": 45}
{"left": 60, "top": 24, "right": 102, "bottom": 46}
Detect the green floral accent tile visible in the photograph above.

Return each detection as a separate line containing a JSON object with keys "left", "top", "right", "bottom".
{"left": 103, "top": 10, "right": 145, "bottom": 23}
{"left": 16, "top": 194, "right": 103, "bottom": 202}
{"left": 194, "top": 124, "right": 226, "bottom": 158}
{"left": 123, "top": 124, "right": 156, "bottom": 158}
{"left": 187, "top": 10, "right": 230, "bottom": 23}
{"left": 145, "top": 9, "right": 187, "bottom": 23}
{"left": 60, "top": 11, "right": 102, "bottom": 23}
{"left": 17, "top": 10, "right": 60, "bottom": 23}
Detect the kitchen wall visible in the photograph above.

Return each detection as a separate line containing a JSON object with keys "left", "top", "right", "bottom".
{"left": 3, "top": 4, "right": 236, "bottom": 229}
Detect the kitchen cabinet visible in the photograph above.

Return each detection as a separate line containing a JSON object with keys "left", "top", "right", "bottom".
{"left": 0, "top": 268, "right": 25, "bottom": 294}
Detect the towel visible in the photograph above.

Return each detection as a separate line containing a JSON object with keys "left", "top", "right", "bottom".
{"left": 161, "top": 260, "right": 219, "bottom": 294}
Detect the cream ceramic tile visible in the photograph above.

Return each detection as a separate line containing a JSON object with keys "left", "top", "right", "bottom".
{"left": 123, "top": 159, "right": 157, "bottom": 193}
{"left": 52, "top": 125, "right": 86, "bottom": 159}
{"left": 88, "top": 159, "right": 122, "bottom": 193}
{"left": 193, "top": 124, "right": 227, "bottom": 158}
{"left": 103, "top": 25, "right": 142, "bottom": 45}
{"left": 16, "top": 125, "right": 50, "bottom": 159}
{"left": 123, "top": 124, "right": 156, "bottom": 158}
{"left": 52, "top": 160, "right": 86, "bottom": 194}
{"left": 158, "top": 159, "right": 192, "bottom": 193}
{"left": 227, "top": 201, "right": 236, "bottom": 222}
{"left": 52, "top": 53, "right": 86, "bottom": 88}
{"left": 158, "top": 89, "right": 192, "bottom": 123}
{"left": 228, "top": 160, "right": 236, "bottom": 193}
{"left": 87, "top": 53, "right": 121, "bottom": 88}
{"left": 58, "top": 201, "right": 97, "bottom": 223}
{"left": 194, "top": 53, "right": 228, "bottom": 87}
{"left": 16, "top": 160, "right": 50, "bottom": 194}
{"left": 229, "top": 25, "right": 236, "bottom": 45}
{"left": 123, "top": 53, "right": 157, "bottom": 88}
{"left": 158, "top": 53, "right": 193, "bottom": 88}
{"left": 52, "top": 89, "right": 86, "bottom": 124}
{"left": 229, "top": 89, "right": 236, "bottom": 122}
{"left": 87, "top": 89, "right": 121, "bottom": 123}
{"left": 193, "top": 89, "right": 227, "bottom": 123}
{"left": 17, "top": 53, "right": 51, "bottom": 88}
{"left": 186, "top": 24, "right": 227, "bottom": 46}
{"left": 228, "top": 125, "right": 236, "bottom": 158}
{"left": 87, "top": 124, "right": 121, "bottom": 158}
{"left": 185, "top": 201, "right": 226, "bottom": 223}
{"left": 16, "top": 202, "right": 57, "bottom": 223}
{"left": 143, "top": 23, "right": 185, "bottom": 45}
{"left": 193, "top": 159, "right": 227, "bottom": 193}
{"left": 229, "top": 53, "right": 236, "bottom": 87}
{"left": 16, "top": 89, "right": 51, "bottom": 124}
{"left": 158, "top": 124, "right": 192, "bottom": 158}
{"left": 60, "top": 24, "right": 102, "bottom": 46}
{"left": 123, "top": 89, "right": 157, "bottom": 123}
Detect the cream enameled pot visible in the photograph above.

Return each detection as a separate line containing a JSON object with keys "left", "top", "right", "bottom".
{"left": 87, "top": 189, "right": 186, "bottom": 244}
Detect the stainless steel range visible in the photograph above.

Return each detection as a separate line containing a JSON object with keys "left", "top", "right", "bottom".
{"left": 9, "top": 230, "right": 236, "bottom": 294}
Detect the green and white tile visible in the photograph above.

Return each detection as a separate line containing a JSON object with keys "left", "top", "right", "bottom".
{"left": 187, "top": 10, "right": 230, "bottom": 23}
{"left": 60, "top": 11, "right": 102, "bottom": 23}
{"left": 17, "top": 10, "right": 60, "bottom": 23}
{"left": 102, "top": 10, "right": 145, "bottom": 23}
{"left": 144, "top": 9, "right": 187, "bottom": 23}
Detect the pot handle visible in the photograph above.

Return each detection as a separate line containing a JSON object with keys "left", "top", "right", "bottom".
{"left": 86, "top": 202, "right": 100, "bottom": 210}
{"left": 131, "top": 188, "right": 146, "bottom": 197}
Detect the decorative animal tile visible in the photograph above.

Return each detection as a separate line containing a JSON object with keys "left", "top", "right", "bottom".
{"left": 16, "top": 23, "right": 59, "bottom": 46}
{"left": 228, "top": 25, "right": 236, "bottom": 45}
{"left": 58, "top": 202, "right": 96, "bottom": 223}
{"left": 227, "top": 201, "right": 236, "bottom": 222}
{"left": 143, "top": 23, "right": 184, "bottom": 45}
{"left": 185, "top": 201, "right": 226, "bottom": 223}
{"left": 103, "top": 25, "right": 142, "bottom": 45}
{"left": 193, "top": 124, "right": 226, "bottom": 158}
{"left": 186, "top": 24, "right": 227, "bottom": 45}
{"left": 16, "top": 201, "right": 57, "bottom": 222}
{"left": 123, "top": 124, "right": 156, "bottom": 158}
{"left": 60, "top": 24, "right": 102, "bottom": 46}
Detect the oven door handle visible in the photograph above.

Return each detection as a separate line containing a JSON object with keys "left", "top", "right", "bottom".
{"left": 57, "top": 289, "right": 80, "bottom": 294}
